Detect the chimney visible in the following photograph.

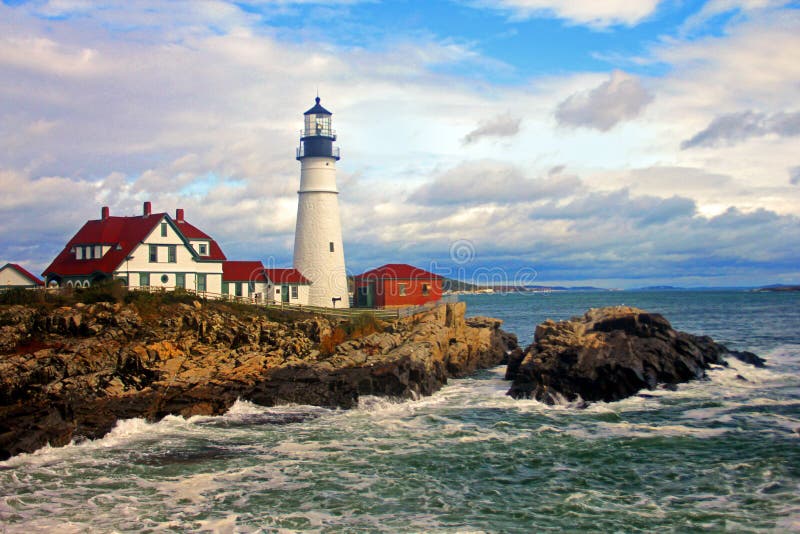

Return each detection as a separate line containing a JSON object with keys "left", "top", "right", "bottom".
{"left": 143, "top": 201, "right": 152, "bottom": 216}
{"left": 101, "top": 206, "right": 110, "bottom": 220}
{"left": 176, "top": 208, "right": 184, "bottom": 223}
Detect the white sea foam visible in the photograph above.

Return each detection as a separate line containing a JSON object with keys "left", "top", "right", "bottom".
{"left": 565, "top": 421, "right": 731, "bottom": 440}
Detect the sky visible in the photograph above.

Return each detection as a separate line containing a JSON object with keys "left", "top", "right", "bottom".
{"left": 1, "top": 0, "right": 799, "bottom": 288}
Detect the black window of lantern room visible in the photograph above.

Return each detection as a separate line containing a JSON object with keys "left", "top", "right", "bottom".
{"left": 297, "top": 97, "right": 340, "bottom": 161}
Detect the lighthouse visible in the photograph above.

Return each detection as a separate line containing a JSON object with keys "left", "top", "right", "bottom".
{"left": 293, "top": 97, "right": 350, "bottom": 308}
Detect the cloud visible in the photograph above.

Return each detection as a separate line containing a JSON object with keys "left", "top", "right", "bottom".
{"left": 531, "top": 188, "right": 697, "bottom": 226}
{"left": 555, "top": 71, "right": 653, "bottom": 131}
{"left": 468, "top": 0, "right": 662, "bottom": 28}
{"left": 790, "top": 167, "right": 800, "bottom": 185}
{"left": 462, "top": 113, "right": 521, "bottom": 144}
{"left": 681, "top": 110, "right": 800, "bottom": 149}
{"left": 682, "top": 0, "right": 794, "bottom": 33}
{"left": 409, "top": 161, "right": 580, "bottom": 206}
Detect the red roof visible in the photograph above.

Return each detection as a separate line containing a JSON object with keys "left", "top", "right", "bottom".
{"left": 355, "top": 263, "right": 443, "bottom": 280}
{"left": 264, "top": 268, "right": 310, "bottom": 285}
{"left": 43, "top": 211, "right": 226, "bottom": 278}
{"left": 223, "top": 261, "right": 267, "bottom": 282}
{"left": 2, "top": 263, "right": 44, "bottom": 286}
{"left": 174, "top": 220, "right": 226, "bottom": 261}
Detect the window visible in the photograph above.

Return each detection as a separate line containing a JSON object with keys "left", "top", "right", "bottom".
{"left": 329, "top": 242, "right": 334, "bottom": 252}
{"left": 291, "top": 286, "right": 298, "bottom": 299}
{"left": 399, "top": 283, "right": 407, "bottom": 296}
{"left": 235, "top": 282, "right": 242, "bottom": 297}
{"left": 76, "top": 247, "right": 83, "bottom": 260}
{"left": 161, "top": 222, "right": 168, "bottom": 237}
{"left": 168, "top": 245, "right": 177, "bottom": 263}
{"left": 422, "top": 284, "right": 429, "bottom": 296}
{"left": 149, "top": 244, "right": 158, "bottom": 263}
{"left": 161, "top": 274, "right": 169, "bottom": 284}
{"left": 175, "top": 273, "right": 185, "bottom": 289}
{"left": 140, "top": 273, "right": 150, "bottom": 287}
{"left": 198, "top": 243, "right": 208, "bottom": 255}
{"left": 94, "top": 245, "right": 102, "bottom": 259}
{"left": 197, "top": 274, "right": 207, "bottom": 292}
{"left": 222, "top": 282, "right": 229, "bottom": 295}
{"left": 85, "top": 246, "right": 93, "bottom": 259}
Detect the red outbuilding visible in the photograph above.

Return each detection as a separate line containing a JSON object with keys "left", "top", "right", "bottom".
{"left": 353, "top": 263, "right": 443, "bottom": 308}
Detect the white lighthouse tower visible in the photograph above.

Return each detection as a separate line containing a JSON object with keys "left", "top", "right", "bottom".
{"left": 293, "top": 97, "right": 350, "bottom": 308}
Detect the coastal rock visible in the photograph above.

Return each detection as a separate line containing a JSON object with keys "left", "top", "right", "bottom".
{"left": 0, "top": 300, "right": 516, "bottom": 459}
{"left": 506, "top": 306, "right": 760, "bottom": 405}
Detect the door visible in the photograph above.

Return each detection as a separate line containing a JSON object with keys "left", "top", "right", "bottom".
{"left": 281, "top": 284, "right": 290, "bottom": 303}
{"left": 366, "top": 282, "right": 376, "bottom": 308}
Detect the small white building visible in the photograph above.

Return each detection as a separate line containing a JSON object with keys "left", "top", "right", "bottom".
{"left": 43, "top": 202, "right": 226, "bottom": 293}
{"left": 0, "top": 263, "right": 44, "bottom": 290}
{"left": 264, "top": 268, "right": 311, "bottom": 306}
{"left": 222, "top": 261, "right": 269, "bottom": 302}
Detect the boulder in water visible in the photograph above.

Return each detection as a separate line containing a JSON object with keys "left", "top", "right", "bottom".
{"left": 506, "top": 306, "right": 762, "bottom": 404}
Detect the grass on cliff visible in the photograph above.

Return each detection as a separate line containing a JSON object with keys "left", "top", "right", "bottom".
{"left": 0, "top": 282, "right": 318, "bottom": 327}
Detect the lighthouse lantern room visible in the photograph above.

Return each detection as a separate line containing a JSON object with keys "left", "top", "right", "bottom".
{"left": 292, "top": 97, "right": 349, "bottom": 308}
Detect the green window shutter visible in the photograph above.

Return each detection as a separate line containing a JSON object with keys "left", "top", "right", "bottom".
{"left": 139, "top": 273, "right": 150, "bottom": 287}
{"left": 168, "top": 245, "right": 177, "bottom": 263}
{"left": 222, "top": 282, "right": 229, "bottom": 295}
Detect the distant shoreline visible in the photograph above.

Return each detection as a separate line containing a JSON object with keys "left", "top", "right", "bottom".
{"left": 446, "top": 285, "right": 800, "bottom": 295}
{"left": 752, "top": 285, "right": 800, "bottom": 292}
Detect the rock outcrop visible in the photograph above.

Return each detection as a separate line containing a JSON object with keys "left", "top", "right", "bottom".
{"left": 506, "top": 306, "right": 762, "bottom": 405}
{"left": 0, "top": 300, "right": 516, "bottom": 459}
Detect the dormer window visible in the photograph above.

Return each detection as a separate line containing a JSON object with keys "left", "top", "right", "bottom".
{"left": 199, "top": 243, "right": 208, "bottom": 255}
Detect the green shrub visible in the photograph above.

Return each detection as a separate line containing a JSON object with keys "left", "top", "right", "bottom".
{"left": 76, "top": 279, "right": 128, "bottom": 304}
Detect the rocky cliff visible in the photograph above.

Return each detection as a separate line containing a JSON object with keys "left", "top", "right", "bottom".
{"left": 506, "top": 306, "right": 763, "bottom": 405}
{"left": 0, "top": 300, "right": 516, "bottom": 459}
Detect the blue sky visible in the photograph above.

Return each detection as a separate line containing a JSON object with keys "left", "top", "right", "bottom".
{"left": 1, "top": 0, "right": 799, "bottom": 287}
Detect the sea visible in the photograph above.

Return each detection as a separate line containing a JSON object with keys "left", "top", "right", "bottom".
{"left": 1, "top": 290, "right": 798, "bottom": 532}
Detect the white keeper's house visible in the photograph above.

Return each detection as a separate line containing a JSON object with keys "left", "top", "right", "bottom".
{"left": 43, "top": 202, "right": 313, "bottom": 306}
{"left": 43, "top": 202, "right": 227, "bottom": 293}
